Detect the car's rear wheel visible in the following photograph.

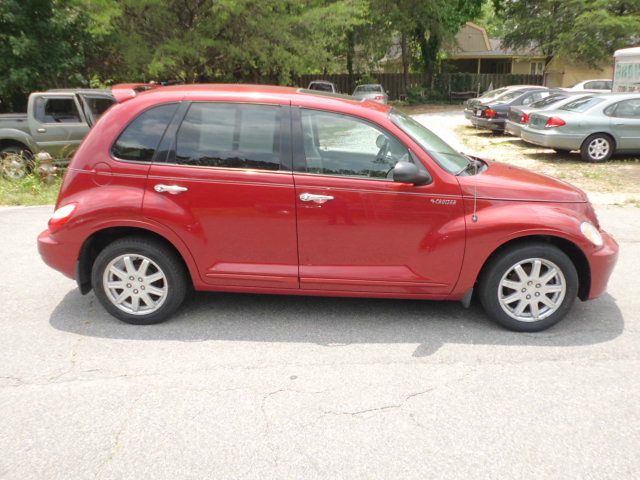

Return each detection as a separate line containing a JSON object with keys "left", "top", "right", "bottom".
{"left": 91, "top": 237, "right": 188, "bottom": 325}
{"left": 478, "top": 244, "right": 578, "bottom": 332}
{"left": 580, "top": 134, "right": 613, "bottom": 162}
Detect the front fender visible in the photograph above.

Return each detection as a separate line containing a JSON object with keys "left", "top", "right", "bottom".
{"left": 450, "top": 200, "right": 594, "bottom": 298}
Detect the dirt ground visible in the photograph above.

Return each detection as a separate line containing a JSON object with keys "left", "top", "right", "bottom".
{"left": 409, "top": 106, "right": 640, "bottom": 206}
{"left": 455, "top": 124, "right": 640, "bottom": 204}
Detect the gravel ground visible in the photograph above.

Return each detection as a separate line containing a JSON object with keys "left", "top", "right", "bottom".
{"left": 413, "top": 110, "right": 640, "bottom": 205}
{"left": 0, "top": 200, "right": 638, "bottom": 479}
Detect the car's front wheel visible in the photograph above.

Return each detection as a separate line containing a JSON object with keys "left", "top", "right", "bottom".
{"left": 580, "top": 134, "right": 614, "bottom": 162}
{"left": 91, "top": 236, "right": 188, "bottom": 325}
{"left": 478, "top": 243, "right": 578, "bottom": 332}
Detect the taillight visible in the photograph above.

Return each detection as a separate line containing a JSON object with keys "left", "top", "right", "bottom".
{"left": 374, "top": 95, "right": 384, "bottom": 101}
{"left": 484, "top": 108, "right": 497, "bottom": 118}
{"left": 545, "top": 116, "right": 566, "bottom": 128}
{"left": 520, "top": 113, "right": 530, "bottom": 124}
{"left": 48, "top": 203, "right": 76, "bottom": 232}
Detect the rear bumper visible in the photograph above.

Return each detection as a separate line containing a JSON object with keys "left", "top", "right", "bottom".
{"left": 521, "top": 128, "right": 583, "bottom": 150}
{"left": 587, "top": 230, "right": 619, "bottom": 300}
{"left": 505, "top": 120, "right": 523, "bottom": 137}
{"left": 470, "top": 116, "right": 505, "bottom": 131}
{"left": 38, "top": 229, "right": 78, "bottom": 280}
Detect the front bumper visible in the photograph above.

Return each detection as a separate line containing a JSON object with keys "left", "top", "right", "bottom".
{"left": 470, "top": 116, "right": 505, "bottom": 131}
{"left": 38, "top": 229, "right": 78, "bottom": 280}
{"left": 586, "top": 230, "right": 619, "bottom": 300}
{"left": 505, "top": 120, "right": 523, "bottom": 137}
{"left": 521, "top": 128, "right": 583, "bottom": 150}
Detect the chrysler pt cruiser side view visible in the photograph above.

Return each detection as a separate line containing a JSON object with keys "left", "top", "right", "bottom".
{"left": 38, "top": 85, "right": 618, "bottom": 332}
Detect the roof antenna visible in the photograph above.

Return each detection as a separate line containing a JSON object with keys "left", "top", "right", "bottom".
{"left": 472, "top": 159, "right": 479, "bottom": 223}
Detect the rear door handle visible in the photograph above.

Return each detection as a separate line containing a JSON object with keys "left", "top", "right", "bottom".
{"left": 37, "top": 128, "right": 47, "bottom": 133}
{"left": 154, "top": 184, "right": 188, "bottom": 194}
{"left": 299, "top": 193, "right": 334, "bottom": 204}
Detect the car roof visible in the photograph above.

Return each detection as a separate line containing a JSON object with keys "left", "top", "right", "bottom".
{"left": 44, "top": 88, "right": 112, "bottom": 96}
{"left": 309, "top": 80, "right": 335, "bottom": 85}
{"left": 132, "top": 83, "right": 392, "bottom": 114}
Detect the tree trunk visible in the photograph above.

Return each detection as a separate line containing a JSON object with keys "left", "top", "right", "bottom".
{"left": 400, "top": 32, "right": 409, "bottom": 94}
{"left": 346, "top": 30, "right": 355, "bottom": 93}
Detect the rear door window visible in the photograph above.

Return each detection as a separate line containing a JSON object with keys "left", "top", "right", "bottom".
{"left": 172, "top": 103, "right": 282, "bottom": 171}
{"left": 111, "top": 103, "right": 178, "bottom": 162}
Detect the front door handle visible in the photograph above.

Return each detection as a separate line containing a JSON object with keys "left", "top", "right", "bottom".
{"left": 299, "top": 193, "right": 335, "bottom": 204}
{"left": 154, "top": 184, "right": 188, "bottom": 195}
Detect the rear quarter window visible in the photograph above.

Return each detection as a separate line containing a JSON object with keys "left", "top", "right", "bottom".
{"left": 111, "top": 103, "right": 178, "bottom": 162}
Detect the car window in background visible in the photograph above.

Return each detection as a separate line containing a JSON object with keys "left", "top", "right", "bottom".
{"left": 174, "top": 103, "right": 282, "bottom": 171}
{"left": 561, "top": 97, "right": 606, "bottom": 112}
{"left": 530, "top": 94, "right": 567, "bottom": 108}
{"left": 607, "top": 99, "right": 640, "bottom": 118}
{"left": 354, "top": 85, "right": 383, "bottom": 93}
{"left": 390, "top": 109, "right": 469, "bottom": 174}
{"left": 111, "top": 103, "right": 178, "bottom": 161}
{"left": 36, "top": 97, "right": 82, "bottom": 123}
{"left": 84, "top": 96, "right": 116, "bottom": 122}
{"left": 479, "top": 87, "right": 508, "bottom": 99}
{"left": 309, "top": 83, "right": 334, "bottom": 92}
{"left": 494, "top": 89, "right": 530, "bottom": 103}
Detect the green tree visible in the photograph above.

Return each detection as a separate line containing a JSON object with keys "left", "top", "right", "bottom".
{"left": 493, "top": 0, "right": 640, "bottom": 67}
{"left": 0, "top": 0, "right": 93, "bottom": 111}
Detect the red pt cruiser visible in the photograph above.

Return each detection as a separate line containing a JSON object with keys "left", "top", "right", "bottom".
{"left": 38, "top": 85, "right": 618, "bottom": 332}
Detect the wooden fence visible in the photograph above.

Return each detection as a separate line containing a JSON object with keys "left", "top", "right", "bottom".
{"left": 295, "top": 73, "right": 544, "bottom": 100}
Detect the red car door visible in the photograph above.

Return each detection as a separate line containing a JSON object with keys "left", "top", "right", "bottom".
{"left": 142, "top": 101, "right": 299, "bottom": 289}
{"left": 291, "top": 107, "right": 465, "bottom": 296}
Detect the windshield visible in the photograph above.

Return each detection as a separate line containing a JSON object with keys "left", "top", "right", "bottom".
{"left": 389, "top": 109, "right": 469, "bottom": 174}
{"left": 479, "top": 87, "right": 508, "bottom": 99}
{"left": 309, "top": 83, "right": 334, "bottom": 92}
{"left": 560, "top": 97, "right": 606, "bottom": 112}
{"left": 530, "top": 94, "right": 566, "bottom": 108}
{"left": 354, "top": 85, "right": 383, "bottom": 93}
{"left": 493, "top": 89, "right": 531, "bottom": 103}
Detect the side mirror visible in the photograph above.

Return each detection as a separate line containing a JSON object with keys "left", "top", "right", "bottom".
{"left": 392, "top": 161, "right": 432, "bottom": 185}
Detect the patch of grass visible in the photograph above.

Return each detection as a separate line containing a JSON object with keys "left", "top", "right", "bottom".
{"left": 0, "top": 175, "right": 62, "bottom": 206}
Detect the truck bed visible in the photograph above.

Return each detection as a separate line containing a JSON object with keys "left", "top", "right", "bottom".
{"left": 0, "top": 113, "right": 30, "bottom": 134}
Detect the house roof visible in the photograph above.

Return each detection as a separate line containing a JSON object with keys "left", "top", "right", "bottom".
{"left": 447, "top": 22, "right": 544, "bottom": 60}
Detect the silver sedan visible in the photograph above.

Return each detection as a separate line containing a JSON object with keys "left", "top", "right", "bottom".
{"left": 520, "top": 93, "right": 640, "bottom": 162}
{"left": 352, "top": 84, "right": 388, "bottom": 104}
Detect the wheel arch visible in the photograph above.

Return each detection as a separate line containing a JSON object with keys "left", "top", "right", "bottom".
{"left": 76, "top": 226, "right": 198, "bottom": 294}
{"left": 476, "top": 235, "right": 591, "bottom": 301}
{"left": 0, "top": 130, "right": 38, "bottom": 154}
{"left": 582, "top": 131, "right": 617, "bottom": 150}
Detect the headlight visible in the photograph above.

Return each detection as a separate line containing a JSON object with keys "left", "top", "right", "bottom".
{"left": 580, "top": 221, "right": 603, "bottom": 248}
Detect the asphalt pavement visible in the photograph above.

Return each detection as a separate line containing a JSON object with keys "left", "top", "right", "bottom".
{"left": 0, "top": 204, "right": 638, "bottom": 479}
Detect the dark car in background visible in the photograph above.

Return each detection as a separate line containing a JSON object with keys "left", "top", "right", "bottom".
{"left": 468, "top": 87, "right": 550, "bottom": 132}
{"left": 505, "top": 92, "right": 594, "bottom": 138}
{"left": 464, "top": 85, "right": 544, "bottom": 120}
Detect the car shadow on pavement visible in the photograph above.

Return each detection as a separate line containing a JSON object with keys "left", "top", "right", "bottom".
{"left": 49, "top": 289, "right": 624, "bottom": 357}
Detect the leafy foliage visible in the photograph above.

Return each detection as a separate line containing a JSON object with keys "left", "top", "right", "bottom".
{"left": 493, "top": 0, "right": 640, "bottom": 66}
{"left": 0, "top": 0, "right": 94, "bottom": 110}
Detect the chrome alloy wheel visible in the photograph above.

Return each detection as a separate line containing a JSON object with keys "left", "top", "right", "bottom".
{"left": 497, "top": 258, "right": 566, "bottom": 322}
{"left": 102, "top": 254, "right": 168, "bottom": 315}
{"left": 587, "top": 138, "right": 610, "bottom": 161}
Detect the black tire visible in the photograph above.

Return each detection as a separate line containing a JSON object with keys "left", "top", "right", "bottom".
{"left": 91, "top": 236, "right": 188, "bottom": 325}
{"left": 580, "top": 134, "right": 614, "bottom": 163}
{"left": 478, "top": 243, "right": 578, "bottom": 332}
{"left": 553, "top": 148, "right": 571, "bottom": 155}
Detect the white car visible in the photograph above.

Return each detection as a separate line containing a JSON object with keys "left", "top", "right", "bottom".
{"left": 566, "top": 79, "right": 612, "bottom": 93}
